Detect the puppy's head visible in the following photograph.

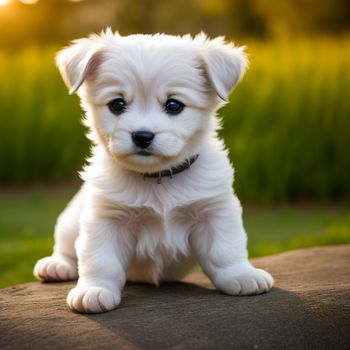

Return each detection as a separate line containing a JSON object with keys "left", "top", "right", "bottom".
{"left": 56, "top": 29, "right": 248, "bottom": 173}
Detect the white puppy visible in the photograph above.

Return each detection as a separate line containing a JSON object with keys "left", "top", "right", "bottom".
{"left": 34, "top": 29, "right": 273, "bottom": 313}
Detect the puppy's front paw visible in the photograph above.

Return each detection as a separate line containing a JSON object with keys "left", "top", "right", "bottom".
{"left": 34, "top": 256, "right": 78, "bottom": 281}
{"left": 218, "top": 268, "right": 274, "bottom": 296}
{"left": 67, "top": 286, "right": 121, "bottom": 313}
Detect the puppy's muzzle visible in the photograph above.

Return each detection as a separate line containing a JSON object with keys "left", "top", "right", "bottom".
{"left": 132, "top": 130, "right": 155, "bottom": 149}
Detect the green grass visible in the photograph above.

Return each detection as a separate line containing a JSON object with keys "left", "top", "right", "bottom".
{"left": 0, "top": 37, "right": 350, "bottom": 202}
{"left": 245, "top": 205, "right": 350, "bottom": 257}
{"left": 220, "top": 37, "right": 350, "bottom": 202}
{"left": 0, "top": 47, "right": 88, "bottom": 183}
{"left": 0, "top": 185, "right": 349, "bottom": 288}
{"left": 0, "top": 185, "right": 74, "bottom": 287}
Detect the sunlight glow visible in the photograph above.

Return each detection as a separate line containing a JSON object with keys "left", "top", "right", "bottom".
{"left": 20, "top": 0, "right": 39, "bottom": 4}
{"left": 0, "top": 0, "right": 11, "bottom": 7}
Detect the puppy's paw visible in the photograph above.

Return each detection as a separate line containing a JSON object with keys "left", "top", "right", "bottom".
{"left": 67, "top": 286, "right": 120, "bottom": 313}
{"left": 218, "top": 268, "right": 274, "bottom": 296}
{"left": 34, "top": 256, "right": 78, "bottom": 281}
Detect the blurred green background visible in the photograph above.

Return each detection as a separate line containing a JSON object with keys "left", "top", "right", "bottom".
{"left": 0, "top": 0, "right": 349, "bottom": 288}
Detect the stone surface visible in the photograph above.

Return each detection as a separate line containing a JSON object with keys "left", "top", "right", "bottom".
{"left": 1, "top": 245, "right": 349, "bottom": 350}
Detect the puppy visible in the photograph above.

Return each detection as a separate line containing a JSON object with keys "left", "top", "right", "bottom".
{"left": 34, "top": 29, "right": 273, "bottom": 313}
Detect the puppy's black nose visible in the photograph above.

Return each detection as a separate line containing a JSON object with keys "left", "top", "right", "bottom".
{"left": 132, "top": 130, "right": 155, "bottom": 149}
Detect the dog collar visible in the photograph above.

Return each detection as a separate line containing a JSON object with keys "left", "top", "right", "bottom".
{"left": 142, "top": 154, "right": 199, "bottom": 184}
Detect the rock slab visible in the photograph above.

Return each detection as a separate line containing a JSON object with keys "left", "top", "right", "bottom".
{"left": 1, "top": 245, "right": 349, "bottom": 350}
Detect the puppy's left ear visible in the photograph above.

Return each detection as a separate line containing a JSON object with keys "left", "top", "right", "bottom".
{"left": 199, "top": 36, "right": 248, "bottom": 101}
{"left": 56, "top": 39, "right": 103, "bottom": 95}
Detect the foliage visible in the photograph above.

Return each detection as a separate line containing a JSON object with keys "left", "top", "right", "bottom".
{"left": 0, "top": 47, "right": 88, "bottom": 182}
{"left": 220, "top": 37, "right": 350, "bottom": 202}
{"left": 0, "top": 37, "right": 349, "bottom": 202}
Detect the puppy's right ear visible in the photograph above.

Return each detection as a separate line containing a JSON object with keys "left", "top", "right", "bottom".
{"left": 56, "top": 39, "right": 103, "bottom": 95}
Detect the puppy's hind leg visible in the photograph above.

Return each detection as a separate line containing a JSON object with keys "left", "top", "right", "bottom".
{"left": 33, "top": 186, "right": 85, "bottom": 282}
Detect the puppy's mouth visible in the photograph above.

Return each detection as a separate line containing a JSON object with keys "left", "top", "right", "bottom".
{"left": 137, "top": 150, "right": 153, "bottom": 156}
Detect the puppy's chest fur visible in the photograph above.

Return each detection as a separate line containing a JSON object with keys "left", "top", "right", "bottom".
{"left": 93, "top": 174, "right": 224, "bottom": 259}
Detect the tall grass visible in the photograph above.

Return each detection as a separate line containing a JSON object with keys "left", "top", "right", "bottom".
{"left": 0, "top": 47, "right": 88, "bottom": 182}
{"left": 220, "top": 37, "right": 350, "bottom": 202}
{"left": 0, "top": 38, "right": 349, "bottom": 202}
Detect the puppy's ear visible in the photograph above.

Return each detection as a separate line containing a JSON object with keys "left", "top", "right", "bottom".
{"left": 56, "top": 39, "right": 103, "bottom": 95}
{"left": 199, "top": 35, "right": 248, "bottom": 101}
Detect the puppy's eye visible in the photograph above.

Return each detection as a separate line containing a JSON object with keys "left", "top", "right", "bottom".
{"left": 165, "top": 99, "right": 185, "bottom": 115}
{"left": 107, "top": 98, "right": 126, "bottom": 115}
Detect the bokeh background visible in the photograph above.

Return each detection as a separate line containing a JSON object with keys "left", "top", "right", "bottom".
{"left": 0, "top": 0, "right": 349, "bottom": 287}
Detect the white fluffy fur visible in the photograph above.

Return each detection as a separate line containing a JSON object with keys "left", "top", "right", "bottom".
{"left": 34, "top": 29, "right": 273, "bottom": 313}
